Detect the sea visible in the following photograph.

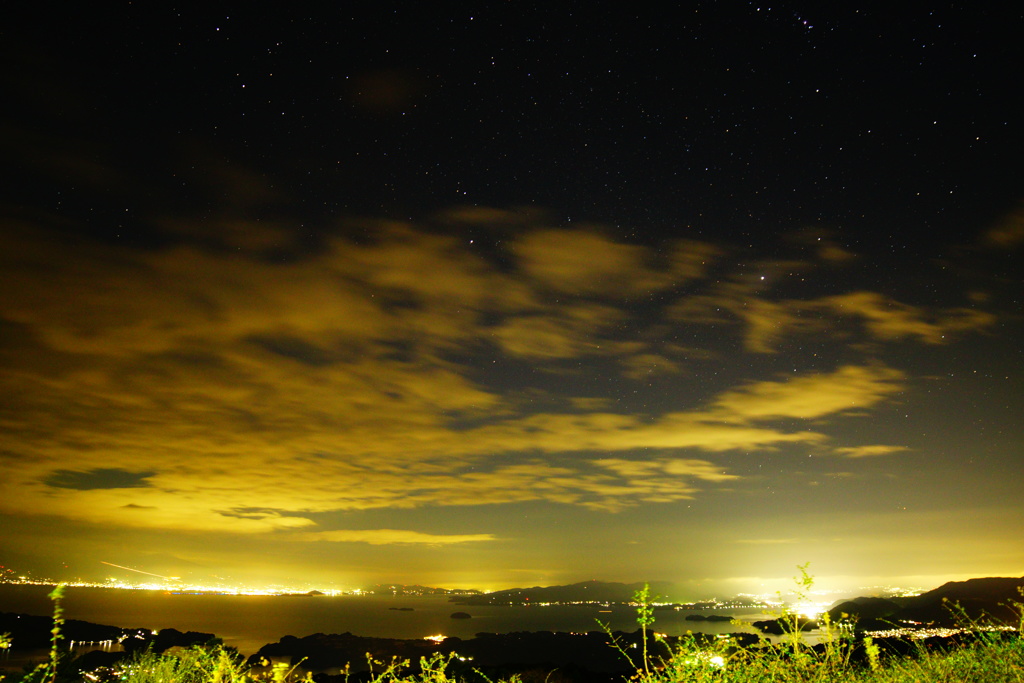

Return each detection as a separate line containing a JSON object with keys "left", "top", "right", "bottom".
{"left": 0, "top": 584, "right": 771, "bottom": 665}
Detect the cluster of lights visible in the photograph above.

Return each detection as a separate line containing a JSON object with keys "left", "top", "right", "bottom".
{"left": 2, "top": 568, "right": 929, "bottom": 608}
{"left": 419, "top": 635, "right": 473, "bottom": 662}
{"left": 1, "top": 575, "right": 351, "bottom": 597}
{"left": 81, "top": 656, "right": 161, "bottom": 683}
{"left": 67, "top": 639, "right": 118, "bottom": 649}
{"left": 864, "top": 624, "right": 1017, "bottom": 640}
{"left": 791, "top": 601, "right": 832, "bottom": 619}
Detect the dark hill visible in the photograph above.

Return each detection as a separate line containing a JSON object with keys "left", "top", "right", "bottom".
{"left": 0, "top": 612, "right": 218, "bottom": 654}
{"left": 827, "top": 597, "right": 903, "bottom": 631}
{"left": 450, "top": 580, "right": 674, "bottom": 605}
{"left": 828, "top": 597, "right": 902, "bottom": 621}
{"left": 916, "top": 576, "right": 1024, "bottom": 604}
{"left": 0, "top": 612, "right": 125, "bottom": 649}
{"left": 894, "top": 576, "right": 1024, "bottom": 626}
{"left": 830, "top": 577, "right": 1024, "bottom": 630}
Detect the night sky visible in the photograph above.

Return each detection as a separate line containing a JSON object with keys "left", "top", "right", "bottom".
{"left": 1, "top": 4, "right": 1021, "bottom": 595}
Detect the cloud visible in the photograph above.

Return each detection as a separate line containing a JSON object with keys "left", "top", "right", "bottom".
{"left": 668, "top": 270, "right": 996, "bottom": 353}
{"left": 0, "top": 215, "right": 964, "bottom": 535}
{"left": 668, "top": 280, "right": 825, "bottom": 354}
{"left": 619, "top": 353, "right": 683, "bottom": 379}
{"left": 818, "top": 244, "right": 857, "bottom": 262}
{"left": 820, "top": 292, "right": 995, "bottom": 344}
{"left": 569, "top": 397, "right": 614, "bottom": 411}
{"left": 290, "top": 529, "right": 497, "bottom": 545}
{"left": 44, "top": 468, "right": 156, "bottom": 490}
{"left": 491, "top": 305, "right": 622, "bottom": 359}
{"left": 218, "top": 507, "right": 309, "bottom": 521}
{"left": 455, "top": 412, "right": 828, "bottom": 459}
{"left": 983, "top": 204, "right": 1024, "bottom": 249}
{"left": 833, "top": 445, "right": 911, "bottom": 458}
{"left": 735, "top": 298, "right": 814, "bottom": 354}
{"left": 708, "top": 365, "right": 905, "bottom": 421}
{"left": 437, "top": 205, "right": 544, "bottom": 226}
{"left": 512, "top": 229, "right": 714, "bottom": 297}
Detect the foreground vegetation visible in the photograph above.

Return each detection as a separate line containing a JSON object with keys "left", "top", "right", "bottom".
{"left": 3, "top": 574, "right": 1022, "bottom": 683}
{"left": 607, "top": 569, "right": 1024, "bottom": 683}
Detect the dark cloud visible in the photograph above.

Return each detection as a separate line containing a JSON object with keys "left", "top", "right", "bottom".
{"left": 45, "top": 468, "right": 156, "bottom": 491}
{"left": 246, "top": 334, "right": 336, "bottom": 367}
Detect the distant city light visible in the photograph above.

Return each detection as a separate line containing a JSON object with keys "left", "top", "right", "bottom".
{"left": 793, "top": 600, "right": 829, "bottom": 619}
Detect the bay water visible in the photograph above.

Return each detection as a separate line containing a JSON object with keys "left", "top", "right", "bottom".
{"left": 0, "top": 584, "right": 769, "bottom": 661}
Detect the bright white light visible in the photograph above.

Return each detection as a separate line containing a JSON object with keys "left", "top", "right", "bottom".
{"left": 793, "top": 601, "right": 828, "bottom": 619}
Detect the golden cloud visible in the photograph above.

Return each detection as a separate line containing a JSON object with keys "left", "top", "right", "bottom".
{"left": 708, "top": 365, "right": 905, "bottom": 421}
{"left": 736, "top": 298, "right": 814, "bottom": 354}
{"left": 670, "top": 284, "right": 994, "bottom": 353}
{"left": 0, "top": 215, "right": 969, "bottom": 535}
{"left": 436, "top": 205, "right": 545, "bottom": 226}
{"left": 513, "top": 229, "right": 655, "bottom": 296}
{"left": 833, "top": 445, "right": 911, "bottom": 458}
{"left": 594, "top": 457, "right": 735, "bottom": 483}
{"left": 619, "top": 353, "right": 683, "bottom": 379}
{"left": 667, "top": 283, "right": 822, "bottom": 353}
{"left": 0, "top": 351, "right": 900, "bottom": 533}
{"left": 818, "top": 244, "right": 857, "bottom": 262}
{"left": 821, "top": 292, "right": 995, "bottom": 343}
{"left": 511, "top": 228, "right": 713, "bottom": 297}
{"left": 290, "top": 529, "right": 497, "bottom": 545}
{"left": 491, "top": 304, "right": 622, "bottom": 359}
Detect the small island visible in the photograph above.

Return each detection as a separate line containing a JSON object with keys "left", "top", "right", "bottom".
{"left": 684, "top": 613, "right": 733, "bottom": 622}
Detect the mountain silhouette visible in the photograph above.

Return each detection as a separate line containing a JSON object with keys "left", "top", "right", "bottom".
{"left": 828, "top": 576, "right": 1024, "bottom": 629}
{"left": 449, "top": 580, "right": 674, "bottom": 605}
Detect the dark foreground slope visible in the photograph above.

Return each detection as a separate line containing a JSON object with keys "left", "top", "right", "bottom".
{"left": 0, "top": 611, "right": 218, "bottom": 654}
{"left": 248, "top": 629, "right": 762, "bottom": 678}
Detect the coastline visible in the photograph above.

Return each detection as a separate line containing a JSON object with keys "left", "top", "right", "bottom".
{"left": 0, "top": 584, "right": 768, "bottom": 657}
